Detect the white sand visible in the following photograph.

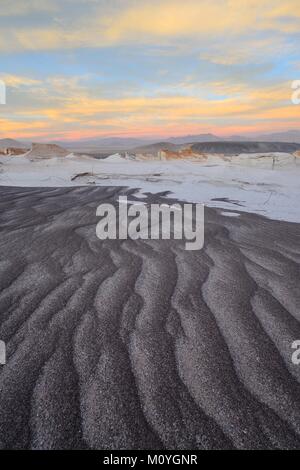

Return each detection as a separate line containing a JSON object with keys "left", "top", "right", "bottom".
{"left": 0, "top": 152, "right": 299, "bottom": 223}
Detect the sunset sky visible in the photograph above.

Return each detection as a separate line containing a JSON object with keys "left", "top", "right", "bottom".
{"left": 0, "top": 0, "right": 299, "bottom": 141}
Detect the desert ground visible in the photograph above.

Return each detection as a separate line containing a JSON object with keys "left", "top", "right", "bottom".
{"left": 0, "top": 184, "right": 300, "bottom": 449}
{"left": 0, "top": 141, "right": 300, "bottom": 449}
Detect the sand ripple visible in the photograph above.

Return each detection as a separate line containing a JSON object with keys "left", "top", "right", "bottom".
{"left": 0, "top": 186, "right": 300, "bottom": 449}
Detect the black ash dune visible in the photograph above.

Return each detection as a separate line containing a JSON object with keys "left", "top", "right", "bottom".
{"left": 0, "top": 186, "right": 300, "bottom": 449}
{"left": 191, "top": 141, "right": 300, "bottom": 154}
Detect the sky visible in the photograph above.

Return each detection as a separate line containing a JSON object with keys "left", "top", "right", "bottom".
{"left": 0, "top": 0, "right": 299, "bottom": 141}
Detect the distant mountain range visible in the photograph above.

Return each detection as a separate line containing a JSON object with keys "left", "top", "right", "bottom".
{"left": 1, "top": 130, "right": 300, "bottom": 152}
{"left": 228, "top": 130, "right": 300, "bottom": 143}
{"left": 55, "top": 130, "right": 300, "bottom": 150}
{"left": 52, "top": 137, "right": 153, "bottom": 151}
{"left": 167, "top": 133, "right": 222, "bottom": 144}
{"left": 251, "top": 130, "right": 300, "bottom": 143}
{"left": 171, "top": 130, "right": 300, "bottom": 144}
